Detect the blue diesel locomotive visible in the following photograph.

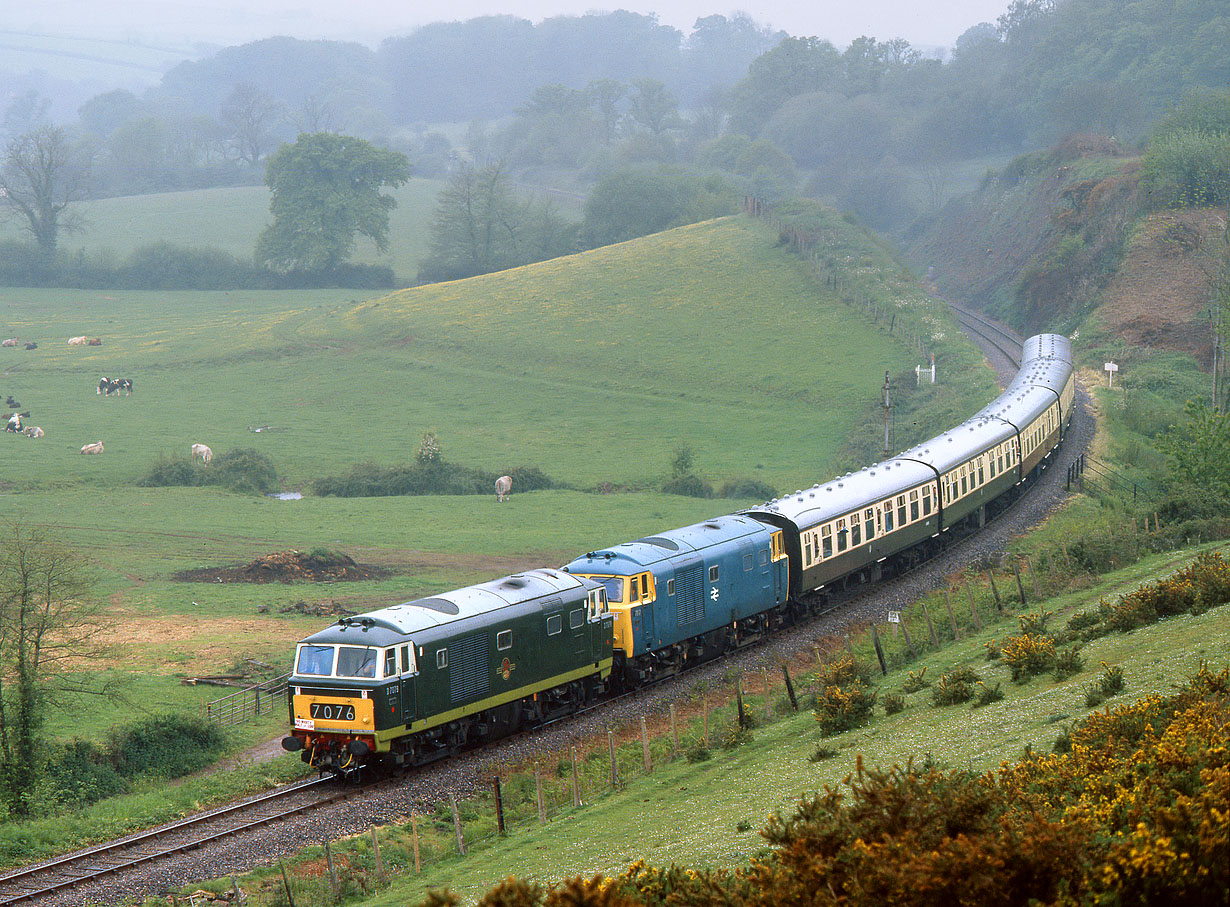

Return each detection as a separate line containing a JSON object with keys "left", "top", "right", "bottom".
{"left": 284, "top": 334, "right": 1075, "bottom": 774}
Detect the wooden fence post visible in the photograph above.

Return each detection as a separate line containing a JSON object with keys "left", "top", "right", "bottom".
{"left": 411, "top": 811, "right": 422, "bottom": 874}
{"left": 921, "top": 601, "right": 939, "bottom": 647}
{"left": 736, "top": 681, "right": 748, "bottom": 729}
{"left": 608, "top": 729, "right": 619, "bottom": 789}
{"left": 782, "top": 664, "right": 798, "bottom": 710}
{"left": 762, "top": 666, "right": 772, "bottom": 720}
{"left": 323, "top": 840, "right": 338, "bottom": 900}
{"left": 641, "top": 717, "right": 652, "bottom": 772}
{"left": 535, "top": 765, "right": 547, "bottom": 822}
{"left": 702, "top": 696, "right": 710, "bottom": 747}
{"left": 370, "top": 826, "right": 385, "bottom": 882}
{"left": 968, "top": 583, "right": 983, "bottom": 630}
{"left": 669, "top": 703, "right": 678, "bottom": 755}
{"left": 984, "top": 573, "right": 1000, "bottom": 611}
{"left": 571, "top": 746, "right": 581, "bottom": 807}
{"left": 900, "top": 617, "right": 915, "bottom": 658}
{"left": 1026, "top": 556, "right": 1040, "bottom": 597}
{"left": 492, "top": 777, "right": 506, "bottom": 835}
{"left": 1013, "top": 559, "right": 1027, "bottom": 606}
{"left": 870, "top": 624, "right": 888, "bottom": 675}
{"left": 944, "top": 589, "right": 959, "bottom": 639}
{"left": 451, "top": 794, "right": 467, "bottom": 854}
{"left": 279, "top": 861, "right": 296, "bottom": 907}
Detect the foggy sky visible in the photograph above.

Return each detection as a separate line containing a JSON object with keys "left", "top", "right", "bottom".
{"left": 11, "top": 0, "right": 1012, "bottom": 51}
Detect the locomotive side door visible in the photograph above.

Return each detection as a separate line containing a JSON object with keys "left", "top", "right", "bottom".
{"left": 399, "top": 643, "right": 417, "bottom": 726}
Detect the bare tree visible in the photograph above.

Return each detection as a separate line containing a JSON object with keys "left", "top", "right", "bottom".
{"left": 0, "top": 125, "right": 91, "bottom": 259}
{"left": 220, "top": 83, "right": 282, "bottom": 166}
{"left": 0, "top": 523, "right": 112, "bottom": 817}
{"left": 290, "top": 94, "right": 335, "bottom": 135}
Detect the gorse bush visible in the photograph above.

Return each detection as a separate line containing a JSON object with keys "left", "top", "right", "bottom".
{"left": 814, "top": 681, "right": 876, "bottom": 735}
{"left": 931, "top": 667, "right": 981, "bottom": 705}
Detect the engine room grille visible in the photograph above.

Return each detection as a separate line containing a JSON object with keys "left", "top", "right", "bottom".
{"left": 675, "top": 561, "right": 706, "bottom": 625}
{"left": 450, "top": 632, "right": 490, "bottom": 704}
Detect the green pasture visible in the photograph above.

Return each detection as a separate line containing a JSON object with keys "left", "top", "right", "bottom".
{"left": 214, "top": 546, "right": 1229, "bottom": 906}
{"left": 0, "top": 212, "right": 988, "bottom": 757}
{"left": 0, "top": 180, "right": 444, "bottom": 278}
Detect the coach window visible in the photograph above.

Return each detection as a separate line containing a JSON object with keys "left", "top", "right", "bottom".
{"left": 436, "top": 649, "right": 448, "bottom": 670}
{"left": 910, "top": 490, "right": 920, "bottom": 521}
{"left": 497, "top": 630, "right": 513, "bottom": 651}
{"left": 922, "top": 487, "right": 933, "bottom": 516}
{"left": 821, "top": 525, "right": 833, "bottom": 558}
{"left": 978, "top": 458, "right": 985, "bottom": 485}
{"left": 990, "top": 455, "right": 997, "bottom": 478}
{"left": 804, "top": 534, "right": 813, "bottom": 564}
{"left": 836, "top": 519, "right": 848, "bottom": 552}
{"left": 864, "top": 508, "right": 875, "bottom": 541}
{"left": 961, "top": 467, "right": 968, "bottom": 495}
{"left": 547, "top": 614, "right": 562, "bottom": 635}
{"left": 570, "top": 609, "right": 585, "bottom": 629}
{"left": 384, "top": 648, "right": 396, "bottom": 678}
{"left": 850, "top": 518, "right": 862, "bottom": 546}
{"left": 709, "top": 565, "right": 720, "bottom": 582}
{"left": 897, "top": 495, "right": 907, "bottom": 526}
{"left": 883, "top": 501, "right": 894, "bottom": 532}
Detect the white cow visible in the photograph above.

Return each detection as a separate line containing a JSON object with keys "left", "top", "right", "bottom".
{"left": 80, "top": 441, "right": 104, "bottom": 455}
{"left": 495, "top": 475, "right": 512, "bottom": 502}
{"left": 1, "top": 338, "right": 18, "bottom": 347}
{"left": 191, "top": 443, "right": 213, "bottom": 466}
{"left": 24, "top": 426, "right": 43, "bottom": 438}
{"left": 68, "top": 335, "right": 88, "bottom": 346}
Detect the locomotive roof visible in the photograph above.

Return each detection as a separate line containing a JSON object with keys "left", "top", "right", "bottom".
{"left": 299, "top": 568, "right": 596, "bottom": 647}
{"left": 565, "top": 513, "right": 770, "bottom": 572}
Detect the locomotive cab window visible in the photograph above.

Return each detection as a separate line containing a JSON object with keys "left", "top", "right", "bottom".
{"left": 384, "top": 648, "right": 396, "bottom": 678}
{"left": 337, "top": 646, "right": 378, "bottom": 679}
{"left": 401, "top": 645, "right": 416, "bottom": 674}
{"left": 496, "top": 630, "right": 513, "bottom": 651}
{"left": 630, "top": 575, "right": 640, "bottom": 601}
{"left": 547, "top": 614, "right": 562, "bottom": 635}
{"left": 297, "top": 645, "right": 335, "bottom": 677}
{"left": 436, "top": 649, "right": 448, "bottom": 670}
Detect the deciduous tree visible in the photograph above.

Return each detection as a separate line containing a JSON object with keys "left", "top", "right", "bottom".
{"left": 0, "top": 125, "right": 91, "bottom": 260}
{"left": 0, "top": 523, "right": 111, "bottom": 817}
{"left": 255, "top": 132, "right": 410, "bottom": 274}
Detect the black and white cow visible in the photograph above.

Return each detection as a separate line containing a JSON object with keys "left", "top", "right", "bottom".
{"left": 97, "top": 377, "right": 133, "bottom": 396}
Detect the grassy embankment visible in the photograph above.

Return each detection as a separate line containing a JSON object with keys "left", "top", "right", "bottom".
{"left": 0, "top": 207, "right": 987, "bottom": 782}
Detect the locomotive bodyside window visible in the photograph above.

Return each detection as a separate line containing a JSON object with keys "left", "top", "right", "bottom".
{"left": 436, "top": 649, "right": 448, "bottom": 670}
{"left": 744, "top": 553, "right": 753, "bottom": 571}
{"left": 666, "top": 579, "right": 675, "bottom": 595}
{"left": 547, "top": 614, "right": 562, "bottom": 635}
{"left": 297, "top": 644, "right": 335, "bottom": 677}
{"left": 709, "top": 565, "right": 720, "bottom": 581}
{"left": 570, "top": 609, "right": 584, "bottom": 629}
{"left": 497, "top": 629, "right": 513, "bottom": 650}
{"left": 759, "top": 549, "right": 769, "bottom": 565}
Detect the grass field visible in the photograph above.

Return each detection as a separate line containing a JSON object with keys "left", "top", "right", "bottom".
{"left": 202, "top": 543, "right": 1229, "bottom": 906}
{"left": 0, "top": 210, "right": 989, "bottom": 749}
{"left": 0, "top": 180, "right": 445, "bottom": 279}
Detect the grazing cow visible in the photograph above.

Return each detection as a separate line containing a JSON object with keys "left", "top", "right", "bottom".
{"left": 118, "top": 377, "right": 132, "bottom": 395}
{"left": 1, "top": 338, "right": 18, "bottom": 347}
{"left": 87, "top": 338, "right": 102, "bottom": 346}
{"left": 68, "top": 335, "right": 88, "bottom": 345}
{"left": 80, "top": 441, "right": 104, "bottom": 455}
{"left": 191, "top": 443, "right": 213, "bottom": 466}
{"left": 98, "top": 376, "right": 111, "bottom": 395}
{"left": 24, "top": 426, "right": 43, "bottom": 438}
{"left": 5, "top": 412, "right": 20, "bottom": 432}
{"left": 97, "top": 377, "right": 132, "bottom": 396}
{"left": 495, "top": 474, "right": 512, "bottom": 502}
{"left": 24, "top": 342, "right": 36, "bottom": 350}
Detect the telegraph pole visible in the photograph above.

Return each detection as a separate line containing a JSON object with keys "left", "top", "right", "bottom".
{"left": 882, "top": 370, "right": 891, "bottom": 458}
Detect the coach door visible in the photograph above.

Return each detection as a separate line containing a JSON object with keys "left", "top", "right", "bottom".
{"left": 399, "top": 644, "right": 417, "bottom": 725}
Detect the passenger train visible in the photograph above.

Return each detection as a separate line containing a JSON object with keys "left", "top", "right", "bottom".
{"left": 282, "top": 334, "right": 1075, "bottom": 775}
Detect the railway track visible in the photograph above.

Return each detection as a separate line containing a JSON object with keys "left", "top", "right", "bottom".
{"left": 0, "top": 777, "right": 364, "bottom": 906}
{"left": 948, "top": 300, "right": 1023, "bottom": 372}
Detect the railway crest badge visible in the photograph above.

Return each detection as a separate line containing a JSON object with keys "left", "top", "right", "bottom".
{"left": 500, "top": 657, "right": 516, "bottom": 680}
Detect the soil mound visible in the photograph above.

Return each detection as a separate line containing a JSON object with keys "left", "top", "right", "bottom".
{"left": 173, "top": 549, "right": 389, "bottom": 584}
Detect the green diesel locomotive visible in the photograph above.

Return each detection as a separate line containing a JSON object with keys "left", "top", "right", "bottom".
{"left": 282, "top": 568, "right": 613, "bottom": 774}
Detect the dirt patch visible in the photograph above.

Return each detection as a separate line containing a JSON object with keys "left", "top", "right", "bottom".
{"left": 1098, "top": 208, "right": 1226, "bottom": 362}
{"left": 173, "top": 549, "right": 393, "bottom": 584}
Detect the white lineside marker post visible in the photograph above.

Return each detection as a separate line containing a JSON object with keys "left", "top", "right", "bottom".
{"left": 1104, "top": 361, "right": 1118, "bottom": 388}
{"left": 930, "top": 353, "right": 936, "bottom": 383}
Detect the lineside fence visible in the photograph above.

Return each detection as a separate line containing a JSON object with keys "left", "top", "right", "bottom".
{"left": 1066, "top": 453, "right": 1154, "bottom": 504}
{"left": 202, "top": 673, "right": 290, "bottom": 728}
